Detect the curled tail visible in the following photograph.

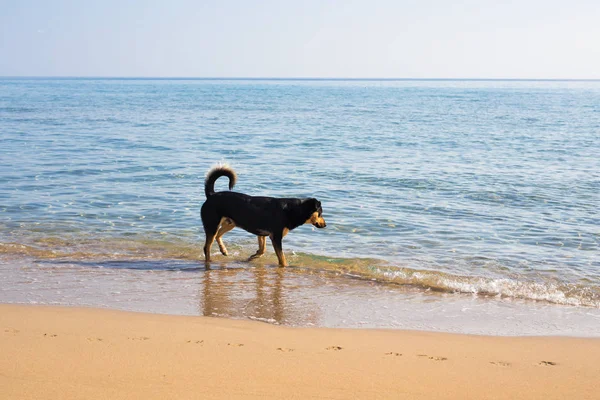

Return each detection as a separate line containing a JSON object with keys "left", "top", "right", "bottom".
{"left": 205, "top": 165, "right": 237, "bottom": 197}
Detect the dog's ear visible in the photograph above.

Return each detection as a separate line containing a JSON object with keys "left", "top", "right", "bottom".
{"left": 307, "top": 198, "right": 321, "bottom": 211}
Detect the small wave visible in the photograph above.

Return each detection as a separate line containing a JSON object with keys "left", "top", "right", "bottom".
{"left": 284, "top": 252, "right": 600, "bottom": 308}
{"left": 374, "top": 267, "right": 599, "bottom": 308}
{"left": 1, "top": 238, "right": 598, "bottom": 308}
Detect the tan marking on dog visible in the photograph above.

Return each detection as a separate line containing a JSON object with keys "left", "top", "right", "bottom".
{"left": 269, "top": 234, "right": 288, "bottom": 267}
{"left": 215, "top": 217, "right": 236, "bottom": 255}
{"left": 218, "top": 217, "right": 234, "bottom": 227}
{"left": 305, "top": 212, "right": 326, "bottom": 228}
{"left": 249, "top": 236, "right": 267, "bottom": 260}
{"left": 204, "top": 233, "right": 216, "bottom": 263}
{"left": 282, "top": 228, "right": 289, "bottom": 237}
{"left": 274, "top": 247, "right": 287, "bottom": 267}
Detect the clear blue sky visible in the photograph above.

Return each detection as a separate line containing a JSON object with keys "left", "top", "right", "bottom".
{"left": 1, "top": 0, "right": 599, "bottom": 78}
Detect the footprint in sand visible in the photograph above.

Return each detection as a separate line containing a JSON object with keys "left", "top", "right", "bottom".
{"left": 326, "top": 346, "right": 343, "bottom": 351}
{"left": 187, "top": 340, "right": 204, "bottom": 345}
{"left": 538, "top": 361, "right": 557, "bottom": 366}
{"left": 490, "top": 361, "right": 511, "bottom": 367}
{"left": 417, "top": 354, "right": 447, "bottom": 361}
{"left": 277, "top": 347, "right": 295, "bottom": 352}
{"left": 87, "top": 337, "right": 103, "bottom": 342}
{"left": 43, "top": 333, "right": 57, "bottom": 338}
{"left": 385, "top": 352, "right": 402, "bottom": 356}
{"left": 227, "top": 343, "right": 244, "bottom": 347}
{"left": 128, "top": 336, "right": 150, "bottom": 341}
{"left": 4, "top": 328, "right": 19, "bottom": 334}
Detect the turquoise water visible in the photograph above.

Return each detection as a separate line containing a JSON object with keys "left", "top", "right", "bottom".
{"left": 1, "top": 78, "right": 599, "bottom": 316}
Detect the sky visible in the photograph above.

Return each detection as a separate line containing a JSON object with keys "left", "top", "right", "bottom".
{"left": 1, "top": 0, "right": 599, "bottom": 79}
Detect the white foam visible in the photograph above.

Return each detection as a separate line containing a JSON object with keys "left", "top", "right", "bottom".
{"left": 379, "top": 268, "right": 599, "bottom": 308}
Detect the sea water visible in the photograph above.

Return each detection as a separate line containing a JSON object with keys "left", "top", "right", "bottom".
{"left": 1, "top": 78, "right": 599, "bottom": 335}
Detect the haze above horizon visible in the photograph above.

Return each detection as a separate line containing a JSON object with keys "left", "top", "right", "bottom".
{"left": 1, "top": 0, "right": 599, "bottom": 79}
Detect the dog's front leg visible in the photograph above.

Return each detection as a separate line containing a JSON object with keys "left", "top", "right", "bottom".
{"left": 269, "top": 233, "right": 287, "bottom": 267}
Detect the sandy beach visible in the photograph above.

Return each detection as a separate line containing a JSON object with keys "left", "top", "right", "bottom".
{"left": 1, "top": 304, "right": 599, "bottom": 399}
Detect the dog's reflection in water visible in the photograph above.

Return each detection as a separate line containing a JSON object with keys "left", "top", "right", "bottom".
{"left": 200, "top": 266, "right": 318, "bottom": 326}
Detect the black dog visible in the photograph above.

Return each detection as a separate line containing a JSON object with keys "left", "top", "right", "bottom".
{"left": 201, "top": 165, "right": 326, "bottom": 267}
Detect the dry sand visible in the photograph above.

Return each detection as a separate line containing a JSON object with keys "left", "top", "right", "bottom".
{"left": 1, "top": 304, "right": 599, "bottom": 399}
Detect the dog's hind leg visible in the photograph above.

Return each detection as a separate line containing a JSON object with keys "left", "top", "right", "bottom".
{"left": 248, "top": 236, "right": 267, "bottom": 260}
{"left": 269, "top": 234, "right": 287, "bottom": 267}
{"left": 215, "top": 218, "right": 235, "bottom": 256}
{"left": 203, "top": 232, "right": 216, "bottom": 264}
{"left": 202, "top": 220, "right": 219, "bottom": 264}
{"left": 201, "top": 203, "right": 221, "bottom": 264}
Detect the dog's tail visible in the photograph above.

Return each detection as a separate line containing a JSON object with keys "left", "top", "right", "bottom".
{"left": 205, "top": 165, "right": 237, "bottom": 197}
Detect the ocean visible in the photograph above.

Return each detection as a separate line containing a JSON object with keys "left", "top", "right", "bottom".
{"left": 1, "top": 78, "right": 599, "bottom": 336}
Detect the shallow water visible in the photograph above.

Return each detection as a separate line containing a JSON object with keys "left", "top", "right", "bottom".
{"left": 2, "top": 254, "right": 599, "bottom": 336}
{"left": 1, "top": 78, "right": 599, "bottom": 334}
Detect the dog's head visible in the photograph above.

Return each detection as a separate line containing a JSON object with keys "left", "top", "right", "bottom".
{"left": 304, "top": 198, "right": 326, "bottom": 228}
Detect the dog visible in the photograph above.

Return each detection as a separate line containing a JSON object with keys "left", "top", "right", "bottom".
{"left": 201, "top": 165, "right": 326, "bottom": 267}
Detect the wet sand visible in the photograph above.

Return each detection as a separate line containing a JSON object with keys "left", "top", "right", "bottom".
{"left": 2, "top": 304, "right": 600, "bottom": 399}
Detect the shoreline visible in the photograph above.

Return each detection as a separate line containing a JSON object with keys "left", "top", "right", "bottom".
{"left": 2, "top": 304, "right": 600, "bottom": 399}
{"left": 3, "top": 255, "right": 599, "bottom": 337}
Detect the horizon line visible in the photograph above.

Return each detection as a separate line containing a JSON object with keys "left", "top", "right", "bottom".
{"left": 1, "top": 76, "right": 600, "bottom": 82}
